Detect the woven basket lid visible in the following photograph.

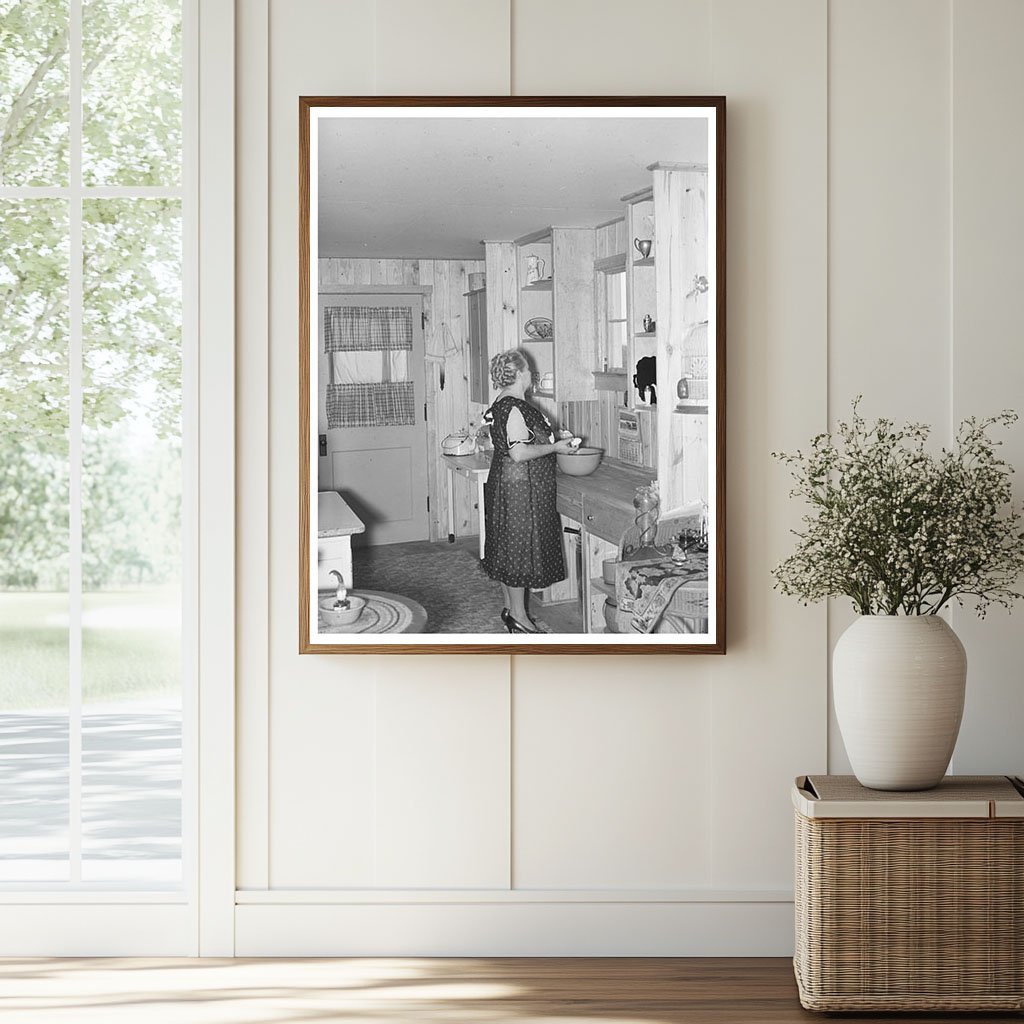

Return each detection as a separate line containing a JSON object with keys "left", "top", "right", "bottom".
{"left": 793, "top": 774, "right": 1024, "bottom": 819}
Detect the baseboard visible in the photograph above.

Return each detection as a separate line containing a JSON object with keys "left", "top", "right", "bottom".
{"left": 0, "top": 904, "right": 195, "bottom": 956}
{"left": 235, "top": 899, "right": 795, "bottom": 956}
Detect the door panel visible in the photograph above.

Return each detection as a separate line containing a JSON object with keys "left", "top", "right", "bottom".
{"left": 319, "top": 293, "right": 429, "bottom": 546}
{"left": 332, "top": 447, "right": 414, "bottom": 528}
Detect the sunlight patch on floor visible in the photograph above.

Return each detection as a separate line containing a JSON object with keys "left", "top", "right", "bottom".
{"left": 0, "top": 958, "right": 681, "bottom": 1024}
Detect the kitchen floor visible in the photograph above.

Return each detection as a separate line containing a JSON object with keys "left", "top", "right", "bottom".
{"left": 352, "top": 537, "right": 585, "bottom": 634}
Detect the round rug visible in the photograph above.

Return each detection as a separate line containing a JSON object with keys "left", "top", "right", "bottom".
{"left": 318, "top": 591, "right": 415, "bottom": 634}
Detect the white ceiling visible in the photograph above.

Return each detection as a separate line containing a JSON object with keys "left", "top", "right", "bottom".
{"left": 317, "top": 115, "right": 709, "bottom": 259}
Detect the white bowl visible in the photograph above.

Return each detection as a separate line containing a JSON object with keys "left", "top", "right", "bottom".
{"left": 319, "top": 594, "right": 367, "bottom": 626}
{"left": 556, "top": 447, "right": 603, "bottom": 476}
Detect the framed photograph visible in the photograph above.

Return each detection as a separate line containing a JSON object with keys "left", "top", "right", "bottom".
{"left": 299, "top": 97, "right": 725, "bottom": 654}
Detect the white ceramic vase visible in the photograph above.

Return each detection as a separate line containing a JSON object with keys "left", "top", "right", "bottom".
{"left": 833, "top": 615, "right": 967, "bottom": 791}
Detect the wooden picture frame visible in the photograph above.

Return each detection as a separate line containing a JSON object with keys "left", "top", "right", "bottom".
{"left": 300, "top": 97, "right": 726, "bottom": 654}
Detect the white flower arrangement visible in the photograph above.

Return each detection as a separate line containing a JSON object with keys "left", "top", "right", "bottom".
{"left": 772, "top": 400, "right": 1024, "bottom": 616}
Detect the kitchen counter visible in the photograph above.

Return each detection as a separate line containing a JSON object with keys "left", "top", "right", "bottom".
{"left": 555, "top": 457, "right": 652, "bottom": 516}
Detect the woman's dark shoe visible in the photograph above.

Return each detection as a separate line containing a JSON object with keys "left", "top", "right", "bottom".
{"left": 501, "top": 608, "right": 539, "bottom": 634}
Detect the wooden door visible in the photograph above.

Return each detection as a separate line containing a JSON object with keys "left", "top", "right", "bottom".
{"left": 320, "top": 293, "right": 429, "bottom": 546}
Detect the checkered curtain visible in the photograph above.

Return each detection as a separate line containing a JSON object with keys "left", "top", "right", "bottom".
{"left": 324, "top": 305, "right": 413, "bottom": 352}
{"left": 324, "top": 305, "right": 415, "bottom": 428}
{"left": 326, "top": 381, "right": 416, "bottom": 429}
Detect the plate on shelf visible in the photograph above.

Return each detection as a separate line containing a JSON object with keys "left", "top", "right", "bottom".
{"left": 523, "top": 316, "right": 553, "bottom": 339}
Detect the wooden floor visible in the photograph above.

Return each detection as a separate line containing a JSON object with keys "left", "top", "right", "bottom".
{"left": 0, "top": 957, "right": 1019, "bottom": 1023}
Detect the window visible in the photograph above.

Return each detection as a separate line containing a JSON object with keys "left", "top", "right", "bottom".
{"left": 597, "top": 267, "right": 627, "bottom": 371}
{"left": 0, "top": 0, "right": 191, "bottom": 889}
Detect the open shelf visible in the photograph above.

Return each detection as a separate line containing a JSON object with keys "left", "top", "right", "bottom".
{"left": 633, "top": 331, "right": 656, "bottom": 339}
{"left": 632, "top": 257, "right": 655, "bottom": 267}
{"left": 674, "top": 404, "right": 709, "bottom": 415}
{"left": 590, "top": 577, "right": 616, "bottom": 597}
{"left": 521, "top": 278, "right": 553, "bottom": 291}
{"left": 532, "top": 388, "right": 555, "bottom": 399}
{"left": 522, "top": 336, "right": 553, "bottom": 344}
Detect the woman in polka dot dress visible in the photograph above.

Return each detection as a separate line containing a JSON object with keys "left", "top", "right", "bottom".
{"left": 482, "top": 349, "right": 576, "bottom": 633}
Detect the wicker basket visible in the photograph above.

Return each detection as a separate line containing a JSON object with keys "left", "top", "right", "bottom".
{"left": 793, "top": 775, "right": 1024, "bottom": 1012}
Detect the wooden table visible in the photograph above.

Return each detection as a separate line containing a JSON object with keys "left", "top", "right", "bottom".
{"left": 317, "top": 589, "right": 427, "bottom": 634}
{"left": 441, "top": 452, "right": 491, "bottom": 556}
{"left": 317, "top": 490, "right": 365, "bottom": 590}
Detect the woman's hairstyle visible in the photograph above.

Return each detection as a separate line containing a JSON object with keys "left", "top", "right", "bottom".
{"left": 489, "top": 348, "right": 530, "bottom": 389}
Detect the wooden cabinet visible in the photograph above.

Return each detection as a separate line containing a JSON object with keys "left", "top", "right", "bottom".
{"left": 486, "top": 225, "right": 597, "bottom": 418}
{"left": 554, "top": 459, "right": 649, "bottom": 632}
{"left": 581, "top": 494, "right": 628, "bottom": 546}
{"left": 619, "top": 163, "right": 709, "bottom": 509}
{"left": 514, "top": 228, "right": 555, "bottom": 413}
{"left": 651, "top": 163, "right": 709, "bottom": 511}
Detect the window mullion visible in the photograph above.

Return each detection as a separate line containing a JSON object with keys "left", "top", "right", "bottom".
{"left": 68, "top": 0, "right": 84, "bottom": 885}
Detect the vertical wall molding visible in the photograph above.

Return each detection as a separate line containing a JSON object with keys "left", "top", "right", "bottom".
{"left": 198, "top": 0, "right": 237, "bottom": 955}
{"left": 236, "top": 0, "right": 271, "bottom": 892}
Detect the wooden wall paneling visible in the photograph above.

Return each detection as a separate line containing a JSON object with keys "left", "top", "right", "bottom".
{"left": 599, "top": 390, "right": 622, "bottom": 460}
{"left": 320, "top": 258, "right": 354, "bottom": 288}
{"left": 450, "top": 262, "right": 475, "bottom": 537}
{"left": 595, "top": 217, "right": 626, "bottom": 258}
{"left": 613, "top": 218, "right": 627, "bottom": 256}
{"left": 419, "top": 260, "right": 443, "bottom": 540}
{"left": 352, "top": 259, "right": 373, "bottom": 286}
{"left": 485, "top": 242, "right": 519, "bottom": 355}
{"left": 654, "top": 167, "right": 707, "bottom": 510}
{"left": 441, "top": 259, "right": 462, "bottom": 538}
{"left": 552, "top": 228, "right": 597, "bottom": 402}
{"left": 432, "top": 258, "right": 474, "bottom": 540}
{"left": 435, "top": 259, "right": 457, "bottom": 536}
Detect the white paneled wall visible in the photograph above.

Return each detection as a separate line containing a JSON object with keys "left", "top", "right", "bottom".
{"left": 372, "top": 661, "right": 511, "bottom": 889}
{"left": 948, "top": 0, "right": 1024, "bottom": 775}
{"left": 826, "top": 0, "right": 953, "bottom": 772}
{"left": 235, "top": 0, "right": 1024, "bottom": 955}
{"left": 513, "top": 663, "right": 713, "bottom": 889}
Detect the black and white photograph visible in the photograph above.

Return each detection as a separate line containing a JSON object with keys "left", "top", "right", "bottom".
{"left": 300, "top": 98, "right": 725, "bottom": 653}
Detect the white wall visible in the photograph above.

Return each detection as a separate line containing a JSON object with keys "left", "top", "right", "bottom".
{"left": 234, "top": 0, "right": 1024, "bottom": 955}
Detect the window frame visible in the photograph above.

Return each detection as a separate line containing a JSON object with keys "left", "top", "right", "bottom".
{"left": 0, "top": 0, "right": 237, "bottom": 956}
